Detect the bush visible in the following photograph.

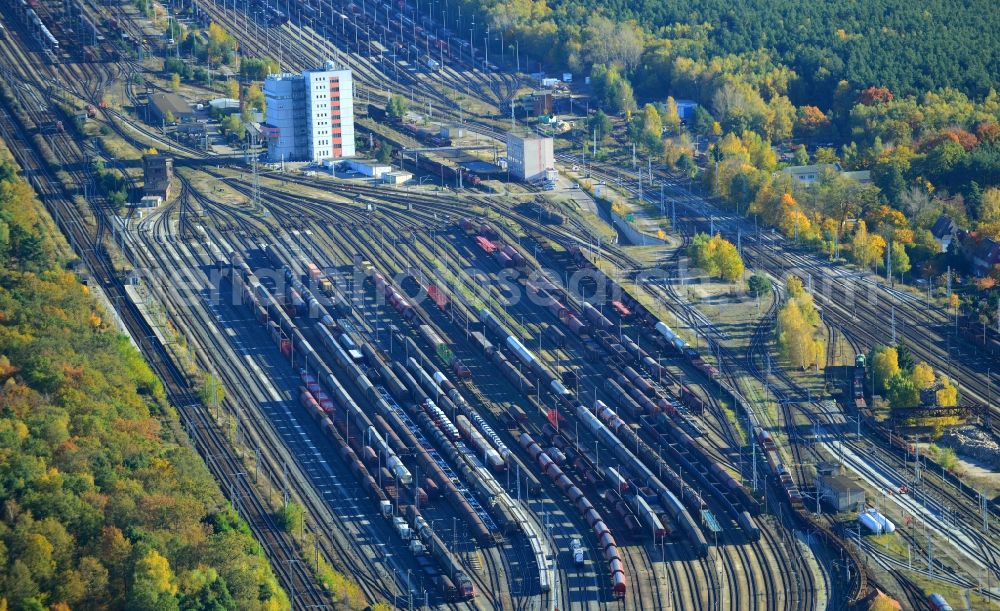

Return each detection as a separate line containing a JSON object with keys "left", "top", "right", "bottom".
{"left": 278, "top": 501, "right": 304, "bottom": 535}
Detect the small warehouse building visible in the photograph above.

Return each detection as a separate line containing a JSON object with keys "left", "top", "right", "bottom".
{"left": 439, "top": 124, "right": 465, "bottom": 140}
{"left": 143, "top": 154, "right": 174, "bottom": 199}
{"left": 148, "top": 92, "right": 195, "bottom": 124}
{"left": 506, "top": 131, "right": 554, "bottom": 183}
{"left": 209, "top": 97, "right": 241, "bottom": 115}
{"left": 340, "top": 159, "right": 392, "bottom": 180}
{"left": 817, "top": 463, "right": 865, "bottom": 512}
{"left": 675, "top": 99, "right": 699, "bottom": 121}
{"left": 383, "top": 170, "right": 412, "bottom": 185}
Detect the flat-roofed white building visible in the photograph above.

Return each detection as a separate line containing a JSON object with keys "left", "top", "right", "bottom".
{"left": 507, "top": 132, "right": 554, "bottom": 182}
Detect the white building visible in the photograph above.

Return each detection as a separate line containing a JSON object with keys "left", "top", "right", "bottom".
{"left": 507, "top": 132, "right": 554, "bottom": 182}
{"left": 263, "top": 61, "right": 355, "bottom": 163}
{"left": 781, "top": 163, "right": 872, "bottom": 186}
{"left": 341, "top": 159, "right": 392, "bottom": 179}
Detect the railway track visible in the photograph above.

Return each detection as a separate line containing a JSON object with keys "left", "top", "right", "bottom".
{"left": 3, "top": 0, "right": 924, "bottom": 605}
{"left": 178, "top": 175, "right": 544, "bottom": 609}
{"left": 0, "top": 59, "right": 331, "bottom": 611}
{"left": 193, "top": 165, "right": 825, "bottom": 610}
{"left": 131, "top": 188, "right": 406, "bottom": 606}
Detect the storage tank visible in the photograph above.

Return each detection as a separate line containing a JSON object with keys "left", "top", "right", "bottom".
{"left": 859, "top": 509, "right": 895, "bottom": 534}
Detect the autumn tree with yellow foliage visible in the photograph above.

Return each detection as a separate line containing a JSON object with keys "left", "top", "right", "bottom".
{"left": 687, "top": 232, "right": 745, "bottom": 282}
{"left": 910, "top": 362, "right": 935, "bottom": 389}
{"left": 936, "top": 376, "right": 958, "bottom": 407}
{"left": 867, "top": 592, "right": 902, "bottom": 611}
{"left": 776, "top": 276, "right": 826, "bottom": 369}
{"left": 851, "top": 220, "right": 887, "bottom": 270}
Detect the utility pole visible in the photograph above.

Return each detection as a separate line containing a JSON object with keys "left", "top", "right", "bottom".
{"left": 886, "top": 239, "right": 892, "bottom": 284}
{"left": 891, "top": 305, "right": 896, "bottom": 344}
{"left": 750, "top": 413, "right": 758, "bottom": 490}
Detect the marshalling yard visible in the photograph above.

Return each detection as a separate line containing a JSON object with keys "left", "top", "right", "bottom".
{"left": 0, "top": 0, "right": 998, "bottom": 609}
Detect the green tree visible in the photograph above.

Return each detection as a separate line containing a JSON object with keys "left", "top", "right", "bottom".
{"left": 178, "top": 568, "right": 236, "bottom": 611}
{"left": 693, "top": 105, "right": 716, "bottom": 136}
{"left": 108, "top": 189, "right": 127, "bottom": 210}
{"left": 386, "top": 94, "right": 408, "bottom": 120}
{"left": 890, "top": 242, "right": 911, "bottom": 276}
{"left": 777, "top": 298, "right": 824, "bottom": 369}
{"left": 239, "top": 57, "right": 279, "bottom": 80}
{"left": 911, "top": 362, "right": 935, "bottom": 389}
{"left": 639, "top": 103, "right": 663, "bottom": 152}
{"left": 748, "top": 272, "right": 772, "bottom": 297}
{"left": 896, "top": 341, "right": 915, "bottom": 371}
{"left": 715, "top": 237, "right": 745, "bottom": 281}
{"left": 677, "top": 152, "right": 697, "bottom": 179}
{"left": 245, "top": 83, "right": 265, "bottom": 113}
{"left": 687, "top": 233, "right": 744, "bottom": 281}
{"left": 887, "top": 374, "right": 920, "bottom": 408}
{"left": 5, "top": 560, "right": 39, "bottom": 607}
{"left": 375, "top": 143, "right": 393, "bottom": 164}
{"left": 587, "top": 110, "right": 612, "bottom": 142}
{"left": 792, "top": 144, "right": 809, "bottom": 166}
{"left": 170, "top": 73, "right": 181, "bottom": 92}
{"left": 220, "top": 114, "right": 245, "bottom": 141}
{"left": 814, "top": 146, "right": 838, "bottom": 164}
{"left": 687, "top": 232, "right": 717, "bottom": 276}
{"left": 851, "top": 220, "right": 887, "bottom": 270}
{"left": 777, "top": 275, "right": 825, "bottom": 368}
{"left": 0, "top": 144, "right": 291, "bottom": 611}
{"left": 225, "top": 79, "right": 240, "bottom": 100}
{"left": 590, "top": 64, "right": 635, "bottom": 115}
{"left": 936, "top": 376, "right": 958, "bottom": 406}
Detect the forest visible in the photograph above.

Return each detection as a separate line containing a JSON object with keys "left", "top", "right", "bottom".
{"left": 0, "top": 143, "right": 288, "bottom": 610}
{"left": 474, "top": 0, "right": 999, "bottom": 105}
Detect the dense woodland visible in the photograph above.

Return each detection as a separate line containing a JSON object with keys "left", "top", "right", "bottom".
{"left": 0, "top": 144, "right": 288, "bottom": 610}
{"left": 472, "top": 0, "right": 999, "bottom": 104}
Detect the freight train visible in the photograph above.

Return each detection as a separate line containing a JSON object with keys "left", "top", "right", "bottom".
{"left": 357, "top": 259, "right": 554, "bottom": 594}
{"left": 570, "top": 245, "right": 719, "bottom": 379}
{"left": 755, "top": 427, "right": 804, "bottom": 508}
{"left": 853, "top": 353, "right": 866, "bottom": 410}
{"left": 927, "top": 593, "right": 954, "bottom": 611}
{"left": 476, "top": 301, "right": 709, "bottom": 558}
{"left": 9, "top": 0, "right": 59, "bottom": 50}
{"left": 230, "top": 252, "right": 498, "bottom": 600}
{"left": 575, "top": 403, "right": 709, "bottom": 557}
{"left": 516, "top": 201, "right": 565, "bottom": 225}
{"left": 264, "top": 243, "right": 351, "bottom": 314}
{"left": 373, "top": 244, "right": 625, "bottom": 596}
{"left": 403, "top": 152, "right": 483, "bottom": 187}
{"left": 519, "top": 431, "right": 626, "bottom": 597}
{"left": 231, "top": 253, "right": 412, "bottom": 485}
